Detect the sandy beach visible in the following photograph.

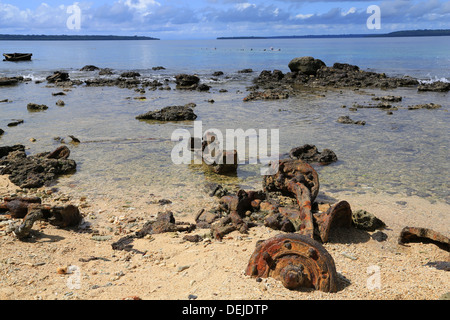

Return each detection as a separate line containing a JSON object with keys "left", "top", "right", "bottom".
{"left": 1, "top": 174, "right": 448, "bottom": 301}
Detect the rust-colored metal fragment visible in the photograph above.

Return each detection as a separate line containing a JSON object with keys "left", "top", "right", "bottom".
{"left": 399, "top": 227, "right": 450, "bottom": 252}
{"left": 263, "top": 159, "right": 320, "bottom": 239}
{"left": 10, "top": 202, "right": 82, "bottom": 239}
{"left": 0, "top": 196, "right": 42, "bottom": 218}
{"left": 313, "top": 201, "right": 353, "bottom": 243}
{"left": 245, "top": 233, "right": 338, "bottom": 292}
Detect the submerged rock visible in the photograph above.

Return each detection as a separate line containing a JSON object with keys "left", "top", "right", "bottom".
{"left": 337, "top": 116, "right": 366, "bottom": 125}
{"left": 418, "top": 81, "right": 450, "bottom": 92}
{"left": 7, "top": 119, "right": 24, "bottom": 127}
{"left": 407, "top": 103, "right": 442, "bottom": 110}
{"left": 243, "top": 89, "right": 289, "bottom": 101}
{"left": 27, "top": 103, "right": 48, "bottom": 111}
{"left": 136, "top": 105, "right": 197, "bottom": 121}
{"left": 289, "top": 144, "right": 338, "bottom": 164}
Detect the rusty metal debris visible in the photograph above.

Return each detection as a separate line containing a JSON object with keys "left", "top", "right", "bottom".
{"left": 1, "top": 195, "right": 82, "bottom": 239}
{"left": 263, "top": 159, "right": 320, "bottom": 238}
{"left": 399, "top": 226, "right": 450, "bottom": 252}
{"left": 12, "top": 203, "right": 82, "bottom": 239}
{"left": 245, "top": 233, "right": 338, "bottom": 292}
{"left": 190, "top": 131, "right": 238, "bottom": 175}
{"left": 0, "top": 196, "right": 42, "bottom": 218}
{"left": 112, "top": 211, "right": 196, "bottom": 252}
{"left": 210, "top": 158, "right": 353, "bottom": 242}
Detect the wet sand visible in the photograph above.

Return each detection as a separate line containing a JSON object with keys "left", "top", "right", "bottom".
{"left": 0, "top": 174, "right": 448, "bottom": 300}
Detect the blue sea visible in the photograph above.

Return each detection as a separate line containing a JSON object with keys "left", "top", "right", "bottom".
{"left": 0, "top": 36, "right": 449, "bottom": 208}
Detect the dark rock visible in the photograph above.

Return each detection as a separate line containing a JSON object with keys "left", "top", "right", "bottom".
{"left": 0, "top": 146, "right": 76, "bottom": 188}
{"left": 0, "top": 76, "right": 23, "bottom": 86}
{"left": 7, "top": 119, "right": 24, "bottom": 127}
{"left": 80, "top": 65, "right": 99, "bottom": 71}
{"left": 52, "top": 91, "right": 66, "bottom": 96}
{"left": 372, "top": 95, "right": 402, "bottom": 102}
{"left": 197, "top": 83, "right": 210, "bottom": 92}
{"left": 352, "top": 209, "right": 386, "bottom": 231}
{"left": 238, "top": 68, "right": 253, "bottom": 73}
{"left": 136, "top": 105, "right": 197, "bottom": 121}
{"left": 46, "top": 71, "right": 70, "bottom": 83}
{"left": 332, "top": 62, "right": 359, "bottom": 72}
{"left": 99, "top": 68, "right": 114, "bottom": 75}
{"left": 56, "top": 100, "right": 65, "bottom": 106}
{"left": 407, "top": 103, "right": 442, "bottom": 110}
{"left": 152, "top": 66, "right": 166, "bottom": 70}
{"left": 255, "top": 70, "right": 284, "bottom": 84}
{"left": 418, "top": 81, "right": 450, "bottom": 92}
{"left": 289, "top": 144, "right": 337, "bottom": 164}
{"left": 0, "top": 128, "right": 3, "bottom": 135}
{"left": 175, "top": 74, "right": 200, "bottom": 89}
{"left": 337, "top": 116, "right": 366, "bottom": 125}
{"left": 371, "top": 231, "right": 388, "bottom": 242}
{"left": 120, "top": 71, "right": 141, "bottom": 78}
{"left": 0, "top": 144, "right": 25, "bottom": 158}
{"left": 288, "top": 56, "right": 326, "bottom": 75}
{"left": 213, "top": 71, "right": 224, "bottom": 76}
{"left": 27, "top": 103, "right": 48, "bottom": 111}
{"left": 243, "top": 89, "right": 289, "bottom": 101}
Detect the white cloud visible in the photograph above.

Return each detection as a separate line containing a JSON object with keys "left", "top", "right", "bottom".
{"left": 123, "top": 0, "right": 160, "bottom": 11}
{"left": 235, "top": 3, "right": 255, "bottom": 11}
{"left": 295, "top": 13, "right": 313, "bottom": 19}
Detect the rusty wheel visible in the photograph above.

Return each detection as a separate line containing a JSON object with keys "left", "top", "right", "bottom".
{"left": 245, "top": 233, "right": 338, "bottom": 292}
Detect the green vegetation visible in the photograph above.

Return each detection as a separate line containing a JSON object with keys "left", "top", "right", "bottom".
{"left": 0, "top": 34, "right": 159, "bottom": 41}
{"left": 217, "top": 29, "right": 450, "bottom": 40}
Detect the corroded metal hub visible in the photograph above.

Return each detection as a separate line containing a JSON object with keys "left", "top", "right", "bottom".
{"left": 245, "top": 233, "right": 338, "bottom": 292}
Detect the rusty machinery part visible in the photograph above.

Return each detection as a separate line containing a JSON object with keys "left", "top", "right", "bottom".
{"left": 399, "top": 226, "right": 450, "bottom": 252}
{"left": 263, "top": 159, "right": 320, "bottom": 238}
{"left": 245, "top": 234, "right": 338, "bottom": 292}
{"left": 263, "top": 159, "right": 319, "bottom": 203}
{"left": 0, "top": 196, "right": 42, "bottom": 219}
{"left": 313, "top": 200, "right": 353, "bottom": 243}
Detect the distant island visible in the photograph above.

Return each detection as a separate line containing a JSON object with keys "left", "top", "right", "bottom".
{"left": 217, "top": 29, "right": 450, "bottom": 40}
{"left": 0, "top": 34, "right": 159, "bottom": 41}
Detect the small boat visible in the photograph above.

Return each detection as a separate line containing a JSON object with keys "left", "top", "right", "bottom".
{"left": 3, "top": 53, "right": 32, "bottom": 61}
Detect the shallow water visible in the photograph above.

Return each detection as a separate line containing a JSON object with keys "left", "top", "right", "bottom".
{"left": 0, "top": 38, "right": 449, "bottom": 208}
{"left": 0, "top": 74, "right": 449, "bottom": 205}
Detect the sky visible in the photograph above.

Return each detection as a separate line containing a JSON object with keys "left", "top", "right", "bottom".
{"left": 0, "top": 0, "right": 449, "bottom": 39}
